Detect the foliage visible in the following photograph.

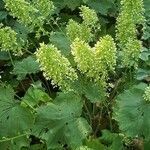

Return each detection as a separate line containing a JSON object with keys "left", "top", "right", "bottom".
{"left": 33, "top": 92, "right": 91, "bottom": 149}
{"left": 12, "top": 56, "right": 40, "bottom": 80}
{"left": 0, "top": 85, "right": 34, "bottom": 149}
{"left": 0, "top": 0, "right": 149, "bottom": 149}
{"left": 113, "top": 83, "right": 150, "bottom": 144}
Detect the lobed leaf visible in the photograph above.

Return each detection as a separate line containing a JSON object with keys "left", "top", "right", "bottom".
{"left": 13, "top": 56, "right": 40, "bottom": 80}
{"left": 33, "top": 92, "right": 91, "bottom": 149}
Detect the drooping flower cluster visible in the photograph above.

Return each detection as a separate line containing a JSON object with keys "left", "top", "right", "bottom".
{"left": 0, "top": 26, "right": 22, "bottom": 54}
{"left": 5, "top": 0, "right": 54, "bottom": 28}
{"left": 143, "top": 86, "right": 150, "bottom": 102}
{"left": 71, "top": 35, "right": 117, "bottom": 86}
{"left": 36, "top": 43, "right": 78, "bottom": 90}
{"left": 66, "top": 6, "right": 99, "bottom": 42}
{"left": 116, "top": 0, "right": 145, "bottom": 67}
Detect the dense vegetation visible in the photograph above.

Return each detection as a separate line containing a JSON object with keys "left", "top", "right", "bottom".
{"left": 0, "top": 0, "right": 150, "bottom": 149}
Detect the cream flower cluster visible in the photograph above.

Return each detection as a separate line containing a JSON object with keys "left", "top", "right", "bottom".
{"left": 143, "top": 86, "right": 150, "bottom": 102}
{"left": 66, "top": 19, "right": 92, "bottom": 42}
{"left": 95, "top": 35, "right": 117, "bottom": 72}
{"left": 0, "top": 26, "right": 22, "bottom": 54}
{"left": 116, "top": 0, "right": 145, "bottom": 67}
{"left": 122, "top": 39, "right": 142, "bottom": 67}
{"left": 71, "top": 35, "right": 117, "bottom": 86}
{"left": 79, "top": 5, "right": 99, "bottom": 27}
{"left": 66, "top": 6, "right": 99, "bottom": 42}
{"left": 36, "top": 43, "right": 78, "bottom": 90}
{"left": 5, "top": 0, "right": 38, "bottom": 27}
{"left": 5, "top": 0, "right": 54, "bottom": 28}
{"left": 33, "top": 0, "right": 54, "bottom": 18}
{"left": 71, "top": 38, "right": 95, "bottom": 77}
{"left": 36, "top": 35, "right": 116, "bottom": 89}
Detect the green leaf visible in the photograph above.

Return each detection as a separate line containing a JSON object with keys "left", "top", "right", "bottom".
{"left": 33, "top": 92, "right": 91, "bottom": 149}
{"left": 13, "top": 56, "right": 40, "bottom": 80}
{"left": 29, "top": 143, "right": 47, "bottom": 150}
{"left": 100, "top": 130, "right": 123, "bottom": 150}
{"left": 0, "top": 11, "right": 7, "bottom": 21}
{"left": 113, "top": 83, "right": 150, "bottom": 141}
{"left": 0, "top": 105, "right": 33, "bottom": 137}
{"left": 52, "top": 0, "right": 82, "bottom": 12}
{"left": 136, "top": 68, "right": 150, "bottom": 80}
{"left": 85, "top": 0, "right": 115, "bottom": 15}
{"left": 0, "top": 85, "right": 34, "bottom": 148}
{"left": 73, "top": 76, "right": 105, "bottom": 103}
{"left": 76, "top": 146, "right": 93, "bottom": 150}
{"left": 21, "top": 86, "right": 51, "bottom": 108}
{"left": 49, "top": 31, "right": 71, "bottom": 56}
{"left": 142, "top": 24, "right": 150, "bottom": 40}
{"left": 85, "top": 139, "right": 106, "bottom": 150}
{"left": 63, "top": 0, "right": 82, "bottom": 10}
{"left": 144, "top": 0, "right": 150, "bottom": 18}
{"left": 0, "top": 136, "right": 30, "bottom": 150}
{"left": 82, "top": 82, "right": 105, "bottom": 103}
{"left": 13, "top": 22, "right": 29, "bottom": 43}
{"left": 51, "top": 0, "right": 65, "bottom": 13}
{"left": 0, "top": 51, "right": 10, "bottom": 60}
{"left": 140, "top": 50, "right": 150, "bottom": 61}
{"left": 144, "top": 140, "right": 150, "bottom": 150}
{"left": 0, "top": 1, "right": 5, "bottom": 10}
{"left": 143, "top": 0, "right": 150, "bottom": 40}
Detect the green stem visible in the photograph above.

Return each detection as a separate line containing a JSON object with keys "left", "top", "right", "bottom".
{"left": 0, "top": 133, "right": 28, "bottom": 143}
{"left": 8, "top": 51, "right": 14, "bottom": 66}
{"left": 92, "top": 103, "right": 96, "bottom": 116}
{"left": 22, "top": 100, "right": 36, "bottom": 112}
{"left": 103, "top": 101, "right": 113, "bottom": 131}
{"left": 94, "top": 106, "right": 103, "bottom": 136}
{"left": 24, "top": 49, "right": 34, "bottom": 55}
{"left": 29, "top": 74, "right": 35, "bottom": 84}
{"left": 84, "top": 100, "right": 92, "bottom": 126}
{"left": 45, "top": 79, "right": 51, "bottom": 95}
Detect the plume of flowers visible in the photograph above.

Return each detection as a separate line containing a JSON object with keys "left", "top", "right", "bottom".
{"left": 0, "top": 26, "right": 22, "bottom": 54}
{"left": 116, "top": 0, "right": 145, "bottom": 67}
{"left": 36, "top": 43, "right": 78, "bottom": 90}
{"left": 71, "top": 38, "right": 95, "bottom": 78}
{"left": 5, "top": 0, "right": 55, "bottom": 28}
{"left": 143, "top": 86, "right": 150, "bottom": 102}
{"left": 66, "top": 6, "right": 99, "bottom": 42}
{"left": 79, "top": 5, "right": 99, "bottom": 27}
{"left": 32, "top": 0, "right": 55, "bottom": 19}
{"left": 66, "top": 19, "right": 92, "bottom": 42}
{"left": 71, "top": 35, "right": 117, "bottom": 86}
{"left": 5, "top": 0, "right": 38, "bottom": 27}
{"left": 94, "top": 35, "right": 117, "bottom": 72}
{"left": 122, "top": 39, "right": 142, "bottom": 67}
